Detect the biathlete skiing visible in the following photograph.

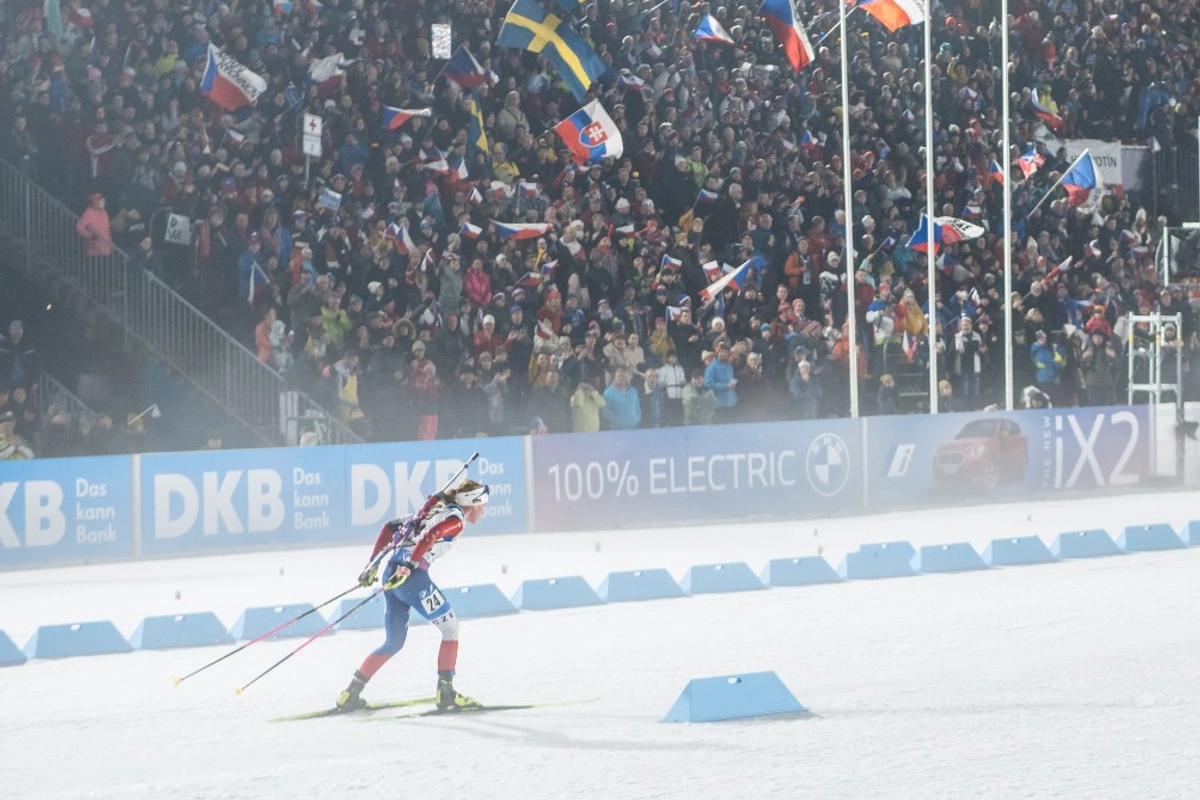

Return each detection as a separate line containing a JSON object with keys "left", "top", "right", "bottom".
{"left": 334, "top": 477, "right": 491, "bottom": 713}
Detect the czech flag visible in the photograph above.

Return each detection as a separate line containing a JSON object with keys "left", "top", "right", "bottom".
{"left": 443, "top": 45, "right": 491, "bottom": 90}
{"left": 1031, "top": 89, "right": 1063, "bottom": 131}
{"left": 702, "top": 261, "right": 721, "bottom": 282}
{"left": 661, "top": 254, "right": 683, "bottom": 271}
{"left": 491, "top": 221, "right": 553, "bottom": 240}
{"left": 694, "top": 14, "right": 735, "bottom": 44}
{"left": 988, "top": 159, "right": 1005, "bottom": 185}
{"left": 516, "top": 271, "right": 543, "bottom": 288}
{"left": 907, "top": 214, "right": 986, "bottom": 255}
{"left": 758, "top": 0, "right": 815, "bottom": 71}
{"left": 1018, "top": 150, "right": 1045, "bottom": 180}
{"left": 859, "top": 0, "right": 926, "bottom": 32}
{"left": 696, "top": 188, "right": 719, "bottom": 204}
{"left": 1060, "top": 149, "right": 1098, "bottom": 207}
{"left": 382, "top": 106, "right": 432, "bottom": 130}
{"left": 200, "top": 44, "right": 266, "bottom": 110}
{"left": 459, "top": 222, "right": 483, "bottom": 238}
{"left": 700, "top": 260, "right": 750, "bottom": 304}
{"left": 553, "top": 99, "right": 624, "bottom": 164}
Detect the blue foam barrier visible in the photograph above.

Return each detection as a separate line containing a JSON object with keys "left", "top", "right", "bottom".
{"left": 228, "top": 604, "right": 328, "bottom": 640}
{"left": 334, "top": 594, "right": 386, "bottom": 631}
{"left": 912, "top": 543, "right": 988, "bottom": 573}
{"left": 1050, "top": 529, "right": 1123, "bottom": 559}
{"left": 129, "top": 613, "right": 235, "bottom": 650}
{"left": 661, "top": 671, "right": 806, "bottom": 723}
{"left": 23, "top": 621, "right": 133, "bottom": 659}
{"left": 837, "top": 541, "right": 918, "bottom": 579}
{"left": 1119, "top": 524, "right": 1186, "bottom": 552}
{"left": 511, "top": 576, "right": 604, "bottom": 611}
{"left": 982, "top": 536, "right": 1059, "bottom": 567}
{"left": 679, "top": 562, "right": 765, "bottom": 594}
{"left": 0, "top": 631, "right": 27, "bottom": 667}
{"left": 1186, "top": 520, "right": 1200, "bottom": 546}
{"left": 597, "top": 569, "right": 687, "bottom": 602}
{"left": 443, "top": 584, "right": 520, "bottom": 618}
{"left": 759, "top": 556, "right": 842, "bottom": 587}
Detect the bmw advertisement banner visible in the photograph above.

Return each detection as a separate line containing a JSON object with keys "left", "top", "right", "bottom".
{"left": 864, "top": 406, "right": 1152, "bottom": 506}
{"left": 529, "top": 420, "right": 863, "bottom": 532}
{"left": 0, "top": 456, "right": 133, "bottom": 569}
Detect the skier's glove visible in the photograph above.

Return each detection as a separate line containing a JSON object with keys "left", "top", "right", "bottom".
{"left": 357, "top": 564, "right": 379, "bottom": 588}
{"left": 384, "top": 561, "right": 417, "bottom": 590}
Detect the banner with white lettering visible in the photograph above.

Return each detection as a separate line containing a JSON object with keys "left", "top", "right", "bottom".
{"left": 1045, "top": 137, "right": 1124, "bottom": 195}
{"left": 0, "top": 456, "right": 132, "bottom": 570}
{"left": 529, "top": 420, "right": 863, "bottom": 532}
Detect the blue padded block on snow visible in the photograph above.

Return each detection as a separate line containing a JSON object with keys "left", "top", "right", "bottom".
{"left": 1050, "top": 529, "right": 1123, "bottom": 559}
{"left": 759, "top": 556, "right": 842, "bottom": 587}
{"left": 130, "top": 613, "right": 235, "bottom": 649}
{"left": 1119, "top": 523, "right": 1186, "bottom": 552}
{"left": 983, "top": 536, "right": 1059, "bottom": 567}
{"left": 0, "top": 631, "right": 27, "bottom": 667}
{"left": 597, "top": 569, "right": 687, "bottom": 602}
{"left": 443, "top": 584, "right": 519, "bottom": 618}
{"left": 24, "top": 621, "right": 132, "bottom": 659}
{"left": 912, "top": 543, "right": 988, "bottom": 573}
{"left": 679, "top": 562, "right": 765, "bottom": 594}
{"left": 837, "top": 541, "right": 918, "bottom": 579}
{"left": 334, "top": 594, "right": 386, "bottom": 631}
{"left": 511, "top": 576, "right": 603, "bottom": 610}
{"left": 662, "top": 671, "right": 806, "bottom": 723}
{"left": 1186, "top": 520, "right": 1200, "bottom": 546}
{"left": 228, "top": 604, "right": 327, "bottom": 640}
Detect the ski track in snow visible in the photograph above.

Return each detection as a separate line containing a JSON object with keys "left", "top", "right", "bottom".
{"left": 2, "top": 490, "right": 1199, "bottom": 799}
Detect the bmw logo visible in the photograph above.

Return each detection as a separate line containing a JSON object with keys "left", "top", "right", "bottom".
{"left": 806, "top": 433, "right": 850, "bottom": 496}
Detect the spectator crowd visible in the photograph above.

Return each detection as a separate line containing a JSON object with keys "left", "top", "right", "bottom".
{"left": 1, "top": 0, "right": 1199, "bottom": 453}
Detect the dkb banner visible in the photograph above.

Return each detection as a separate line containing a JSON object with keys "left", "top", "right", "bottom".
{"left": 0, "top": 456, "right": 133, "bottom": 570}
{"left": 530, "top": 420, "right": 863, "bottom": 532}
{"left": 864, "top": 406, "right": 1152, "bottom": 506}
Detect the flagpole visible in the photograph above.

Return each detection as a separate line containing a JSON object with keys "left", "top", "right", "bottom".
{"left": 1001, "top": 0, "right": 1014, "bottom": 410}
{"left": 924, "top": 5, "right": 938, "bottom": 413}
{"left": 1025, "top": 148, "right": 1090, "bottom": 219}
{"left": 838, "top": 0, "right": 859, "bottom": 418}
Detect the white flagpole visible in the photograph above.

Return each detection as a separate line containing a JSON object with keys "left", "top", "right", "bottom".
{"left": 1001, "top": 0, "right": 1014, "bottom": 410}
{"left": 839, "top": 0, "right": 859, "bottom": 418}
{"left": 924, "top": 4, "right": 938, "bottom": 413}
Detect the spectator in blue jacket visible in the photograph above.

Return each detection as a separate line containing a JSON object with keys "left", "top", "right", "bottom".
{"left": 703, "top": 343, "right": 738, "bottom": 422}
{"left": 1030, "top": 330, "right": 1067, "bottom": 405}
{"left": 601, "top": 367, "right": 641, "bottom": 430}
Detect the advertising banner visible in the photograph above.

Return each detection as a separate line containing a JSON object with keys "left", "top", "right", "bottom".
{"left": 530, "top": 420, "right": 863, "bottom": 532}
{"left": 139, "top": 438, "right": 527, "bottom": 557}
{"left": 0, "top": 456, "right": 133, "bottom": 570}
{"left": 864, "top": 406, "right": 1152, "bottom": 506}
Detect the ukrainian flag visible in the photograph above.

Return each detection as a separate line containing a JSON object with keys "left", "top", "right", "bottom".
{"left": 467, "top": 92, "right": 489, "bottom": 163}
{"left": 497, "top": 0, "right": 605, "bottom": 100}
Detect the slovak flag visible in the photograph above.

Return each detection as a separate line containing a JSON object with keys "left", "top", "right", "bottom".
{"left": 700, "top": 260, "right": 750, "bottom": 304}
{"left": 758, "top": 0, "right": 815, "bottom": 71}
{"left": 200, "top": 44, "right": 267, "bottom": 110}
{"left": 1060, "top": 149, "right": 1098, "bottom": 207}
{"left": 382, "top": 106, "right": 431, "bottom": 130}
{"left": 459, "top": 222, "right": 483, "bottom": 238}
{"left": 491, "top": 221, "right": 553, "bottom": 240}
{"left": 908, "top": 214, "right": 986, "bottom": 255}
{"left": 859, "top": 0, "right": 926, "bottom": 32}
{"left": 553, "top": 99, "right": 624, "bottom": 164}
{"left": 1031, "top": 89, "right": 1063, "bottom": 130}
{"left": 988, "top": 159, "right": 1005, "bottom": 184}
{"left": 694, "top": 14, "right": 735, "bottom": 44}
{"left": 1018, "top": 150, "right": 1046, "bottom": 180}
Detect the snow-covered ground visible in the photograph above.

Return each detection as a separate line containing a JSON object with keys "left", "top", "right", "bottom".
{"left": 2, "top": 490, "right": 1199, "bottom": 799}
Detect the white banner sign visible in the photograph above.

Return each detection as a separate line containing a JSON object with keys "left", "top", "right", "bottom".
{"left": 1045, "top": 138, "right": 1124, "bottom": 194}
{"left": 164, "top": 214, "right": 192, "bottom": 246}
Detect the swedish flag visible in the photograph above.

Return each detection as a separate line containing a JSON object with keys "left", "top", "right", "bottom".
{"left": 497, "top": 0, "right": 605, "bottom": 100}
{"left": 467, "top": 92, "right": 489, "bottom": 163}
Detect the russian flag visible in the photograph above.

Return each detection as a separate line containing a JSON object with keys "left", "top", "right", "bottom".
{"left": 1060, "top": 149, "right": 1097, "bottom": 207}
{"left": 459, "top": 222, "right": 483, "bottom": 238}
{"left": 758, "top": 0, "right": 815, "bottom": 71}
{"left": 989, "top": 159, "right": 1005, "bottom": 184}
{"left": 1018, "top": 150, "right": 1045, "bottom": 180}
{"left": 553, "top": 99, "right": 624, "bottom": 164}
{"left": 694, "top": 14, "right": 735, "bottom": 44}
{"left": 200, "top": 44, "right": 266, "bottom": 110}
{"left": 382, "top": 106, "right": 431, "bottom": 130}
{"left": 1031, "top": 89, "right": 1063, "bottom": 131}
{"left": 700, "top": 260, "right": 750, "bottom": 304}
{"left": 492, "top": 221, "right": 553, "bottom": 240}
{"left": 859, "top": 0, "right": 926, "bottom": 32}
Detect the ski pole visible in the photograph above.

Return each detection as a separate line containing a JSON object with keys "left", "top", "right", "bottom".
{"left": 173, "top": 583, "right": 361, "bottom": 686}
{"left": 235, "top": 587, "right": 385, "bottom": 695}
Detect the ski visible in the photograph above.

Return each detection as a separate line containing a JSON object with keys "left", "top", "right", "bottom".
{"left": 392, "top": 698, "right": 595, "bottom": 719}
{"left": 270, "top": 695, "right": 436, "bottom": 722}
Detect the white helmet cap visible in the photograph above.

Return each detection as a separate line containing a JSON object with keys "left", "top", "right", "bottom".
{"left": 456, "top": 483, "right": 490, "bottom": 506}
